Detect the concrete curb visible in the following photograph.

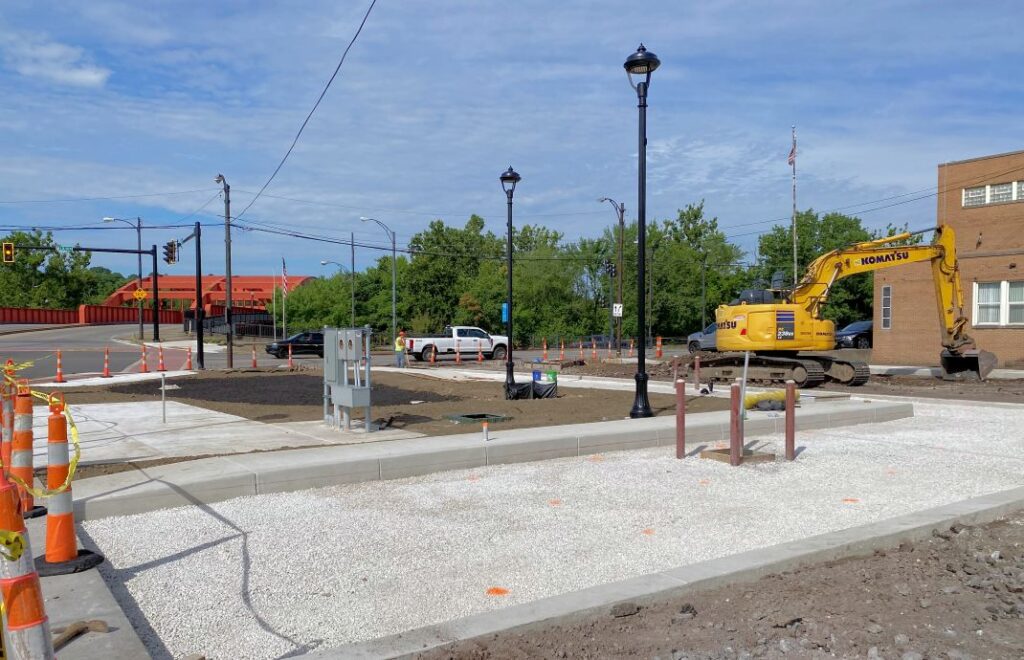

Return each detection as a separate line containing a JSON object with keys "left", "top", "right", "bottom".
{"left": 71, "top": 399, "right": 913, "bottom": 521}
{"left": 317, "top": 485, "right": 1024, "bottom": 659}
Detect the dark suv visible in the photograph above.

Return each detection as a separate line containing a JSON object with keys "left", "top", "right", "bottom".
{"left": 266, "top": 332, "right": 324, "bottom": 358}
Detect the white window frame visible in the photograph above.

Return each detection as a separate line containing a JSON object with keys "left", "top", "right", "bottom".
{"left": 962, "top": 182, "right": 1024, "bottom": 207}
{"left": 880, "top": 284, "right": 892, "bottom": 330}
{"left": 1009, "top": 281, "right": 1024, "bottom": 325}
{"left": 973, "top": 280, "right": 1024, "bottom": 327}
{"left": 990, "top": 182, "right": 1013, "bottom": 203}
{"left": 962, "top": 186, "right": 986, "bottom": 207}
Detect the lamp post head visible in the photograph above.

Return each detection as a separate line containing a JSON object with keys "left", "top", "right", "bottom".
{"left": 500, "top": 166, "right": 521, "bottom": 194}
{"left": 214, "top": 174, "right": 225, "bottom": 185}
{"left": 624, "top": 43, "right": 660, "bottom": 88}
{"left": 102, "top": 217, "right": 115, "bottom": 223}
{"left": 320, "top": 260, "right": 329, "bottom": 265}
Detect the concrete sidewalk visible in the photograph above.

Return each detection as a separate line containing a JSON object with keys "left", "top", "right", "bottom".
{"left": 71, "top": 397, "right": 913, "bottom": 521}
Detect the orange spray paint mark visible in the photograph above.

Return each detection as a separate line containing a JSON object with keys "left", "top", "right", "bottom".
{"left": 467, "top": 474, "right": 480, "bottom": 482}
{"left": 842, "top": 498, "right": 861, "bottom": 504}
{"left": 642, "top": 528, "right": 655, "bottom": 536}
{"left": 698, "top": 479, "right": 711, "bottom": 486}
{"left": 486, "top": 587, "right": 509, "bottom": 596}
{"left": 548, "top": 499, "right": 562, "bottom": 507}
{"left": 588, "top": 454, "right": 604, "bottom": 463}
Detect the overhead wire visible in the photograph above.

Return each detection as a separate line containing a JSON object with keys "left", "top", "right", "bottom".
{"left": 0, "top": 187, "right": 220, "bottom": 205}
{"left": 234, "top": 0, "right": 378, "bottom": 221}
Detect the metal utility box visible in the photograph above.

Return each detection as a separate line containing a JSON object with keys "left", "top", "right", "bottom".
{"left": 323, "top": 327, "right": 373, "bottom": 431}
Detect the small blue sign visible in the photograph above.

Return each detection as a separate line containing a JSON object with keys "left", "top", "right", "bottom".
{"left": 501, "top": 302, "right": 509, "bottom": 323}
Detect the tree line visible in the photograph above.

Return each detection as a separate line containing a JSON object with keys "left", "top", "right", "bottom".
{"left": 276, "top": 203, "right": 903, "bottom": 344}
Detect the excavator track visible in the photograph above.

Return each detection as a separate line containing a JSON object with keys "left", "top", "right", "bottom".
{"left": 696, "top": 354, "right": 826, "bottom": 388}
{"left": 812, "top": 357, "right": 871, "bottom": 386}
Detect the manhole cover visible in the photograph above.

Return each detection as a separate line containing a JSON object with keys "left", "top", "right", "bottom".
{"left": 445, "top": 412, "right": 510, "bottom": 424}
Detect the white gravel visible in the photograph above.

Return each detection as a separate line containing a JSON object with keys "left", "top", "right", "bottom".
{"left": 82, "top": 400, "right": 1024, "bottom": 659}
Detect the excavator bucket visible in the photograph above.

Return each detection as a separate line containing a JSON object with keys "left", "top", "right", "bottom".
{"left": 940, "top": 349, "right": 998, "bottom": 381}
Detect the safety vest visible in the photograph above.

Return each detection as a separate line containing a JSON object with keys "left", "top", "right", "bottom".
{"left": 395, "top": 336, "right": 406, "bottom": 352}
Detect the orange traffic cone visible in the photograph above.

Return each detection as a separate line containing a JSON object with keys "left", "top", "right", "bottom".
{"left": 607, "top": 340, "right": 612, "bottom": 359}
{"left": 251, "top": 344, "right": 257, "bottom": 368}
{"left": 629, "top": 338, "right": 635, "bottom": 358}
{"left": 54, "top": 350, "right": 65, "bottom": 383}
{"left": 287, "top": 343, "right": 294, "bottom": 369}
{"left": 477, "top": 340, "right": 483, "bottom": 363}
{"left": 429, "top": 345, "right": 436, "bottom": 365}
{"left": 455, "top": 339, "right": 462, "bottom": 365}
{"left": 591, "top": 339, "right": 597, "bottom": 360}
{"left": 542, "top": 338, "right": 548, "bottom": 361}
{"left": 102, "top": 346, "right": 111, "bottom": 378}
{"left": 140, "top": 345, "right": 149, "bottom": 373}
{"left": 578, "top": 340, "right": 584, "bottom": 360}
{"left": 559, "top": 339, "right": 565, "bottom": 361}
{"left": 35, "top": 393, "right": 103, "bottom": 576}
{"left": 12, "top": 381, "right": 45, "bottom": 519}
{"left": 656, "top": 335, "right": 663, "bottom": 358}
{"left": 186, "top": 346, "right": 193, "bottom": 370}
{"left": 0, "top": 470, "right": 55, "bottom": 657}
{"left": 157, "top": 345, "right": 166, "bottom": 372}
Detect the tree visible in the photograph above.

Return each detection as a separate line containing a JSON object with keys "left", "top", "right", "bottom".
{"left": 0, "top": 230, "right": 128, "bottom": 308}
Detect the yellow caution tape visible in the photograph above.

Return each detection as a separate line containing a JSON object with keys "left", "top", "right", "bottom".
{"left": 0, "top": 530, "right": 25, "bottom": 562}
{"left": 1, "top": 365, "right": 81, "bottom": 498}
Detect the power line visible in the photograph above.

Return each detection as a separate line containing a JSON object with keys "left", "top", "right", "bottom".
{"left": 234, "top": 0, "right": 378, "bottom": 221}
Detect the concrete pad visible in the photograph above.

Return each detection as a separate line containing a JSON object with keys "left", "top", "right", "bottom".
{"left": 71, "top": 398, "right": 913, "bottom": 520}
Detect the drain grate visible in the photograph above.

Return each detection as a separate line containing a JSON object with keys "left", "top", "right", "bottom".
{"left": 445, "top": 412, "right": 510, "bottom": 424}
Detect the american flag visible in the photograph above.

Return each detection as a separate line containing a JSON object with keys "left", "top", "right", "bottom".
{"left": 787, "top": 143, "right": 796, "bottom": 167}
{"left": 282, "top": 257, "right": 288, "bottom": 297}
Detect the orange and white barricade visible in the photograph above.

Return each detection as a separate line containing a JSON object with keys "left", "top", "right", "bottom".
{"left": 0, "top": 471, "right": 54, "bottom": 659}
{"left": 11, "top": 383, "right": 44, "bottom": 519}
{"left": 35, "top": 393, "right": 103, "bottom": 576}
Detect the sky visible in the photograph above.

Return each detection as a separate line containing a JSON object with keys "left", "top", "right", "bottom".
{"left": 1, "top": 0, "right": 1023, "bottom": 278}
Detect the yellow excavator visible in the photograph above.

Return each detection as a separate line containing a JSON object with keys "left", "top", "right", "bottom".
{"left": 702, "top": 224, "right": 997, "bottom": 387}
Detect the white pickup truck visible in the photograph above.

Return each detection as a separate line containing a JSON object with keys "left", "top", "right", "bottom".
{"left": 407, "top": 326, "right": 509, "bottom": 362}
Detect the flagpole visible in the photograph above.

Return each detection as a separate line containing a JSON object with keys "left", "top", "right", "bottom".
{"left": 791, "top": 125, "right": 798, "bottom": 287}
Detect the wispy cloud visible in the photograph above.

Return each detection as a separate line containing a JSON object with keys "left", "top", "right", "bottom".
{"left": 0, "top": 29, "right": 110, "bottom": 87}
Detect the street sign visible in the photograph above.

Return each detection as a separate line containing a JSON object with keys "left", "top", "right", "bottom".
{"left": 613, "top": 303, "right": 623, "bottom": 318}
{"left": 133, "top": 288, "right": 148, "bottom": 301}
{"left": 56, "top": 245, "right": 74, "bottom": 254}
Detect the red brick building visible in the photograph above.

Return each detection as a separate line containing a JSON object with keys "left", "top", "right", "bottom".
{"left": 872, "top": 150, "right": 1024, "bottom": 368}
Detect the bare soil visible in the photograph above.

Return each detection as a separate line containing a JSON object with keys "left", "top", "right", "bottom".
{"left": 61, "top": 369, "right": 727, "bottom": 436}
{"left": 420, "top": 512, "right": 1024, "bottom": 660}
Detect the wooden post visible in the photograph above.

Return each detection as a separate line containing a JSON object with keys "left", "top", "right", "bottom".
{"left": 675, "top": 379, "right": 685, "bottom": 459}
{"left": 730, "top": 382, "right": 742, "bottom": 466}
{"left": 785, "top": 379, "right": 796, "bottom": 461}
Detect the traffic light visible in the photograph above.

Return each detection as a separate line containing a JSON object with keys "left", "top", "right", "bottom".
{"left": 162, "top": 241, "right": 178, "bottom": 265}
{"left": 2, "top": 242, "right": 13, "bottom": 263}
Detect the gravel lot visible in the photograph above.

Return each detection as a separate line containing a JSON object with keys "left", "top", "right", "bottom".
{"left": 82, "top": 400, "right": 1024, "bottom": 659}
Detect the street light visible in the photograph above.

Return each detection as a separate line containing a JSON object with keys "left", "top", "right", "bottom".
{"left": 360, "top": 217, "right": 396, "bottom": 352}
{"left": 599, "top": 197, "right": 626, "bottom": 355}
{"left": 624, "top": 43, "right": 660, "bottom": 419}
{"left": 103, "top": 216, "right": 144, "bottom": 340}
{"left": 500, "top": 166, "right": 521, "bottom": 397}
{"left": 320, "top": 259, "right": 356, "bottom": 328}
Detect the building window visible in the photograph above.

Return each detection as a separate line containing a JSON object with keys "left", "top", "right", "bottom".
{"left": 974, "top": 280, "right": 1024, "bottom": 326}
{"left": 963, "top": 186, "right": 986, "bottom": 207}
{"left": 881, "top": 284, "right": 892, "bottom": 330}
{"left": 990, "top": 182, "right": 1013, "bottom": 203}
{"left": 1010, "top": 281, "right": 1024, "bottom": 325}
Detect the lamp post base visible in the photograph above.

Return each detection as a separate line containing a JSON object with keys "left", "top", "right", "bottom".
{"left": 630, "top": 371, "right": 653, "bottom": 418}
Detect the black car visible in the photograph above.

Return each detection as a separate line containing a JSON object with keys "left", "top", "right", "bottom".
{"left": 835, "top": 321, "right": 872, "bottom": 349}
{"left": 265, "top": 332, "right": 324, "bottom": 358}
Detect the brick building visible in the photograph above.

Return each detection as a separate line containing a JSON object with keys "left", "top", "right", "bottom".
{"left": 872, "top": 150, "right": 1024, "bottom": 368}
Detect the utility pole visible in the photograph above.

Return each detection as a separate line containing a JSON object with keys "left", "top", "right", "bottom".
{"left": 599, "top": 198, "right": 626, "bottom": 356}
{"left": 151, "top": 245, "right": 160, "bottom": 341}
{"left": 350, "top": 231, "right": 356, "bottom": 328}
{"left": 216, "top": 174, "right": 233, "bottom": 368}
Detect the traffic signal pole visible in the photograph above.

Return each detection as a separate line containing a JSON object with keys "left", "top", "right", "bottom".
{"left": 151, "top": 245, "right": 160, "bottom": 341}
{"left": 177, "top": 222, "right": 204, "bottom": 369}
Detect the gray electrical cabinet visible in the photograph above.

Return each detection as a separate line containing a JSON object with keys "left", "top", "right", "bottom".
{"left": 323, "top": 327, "right": 373, "bottom": 431}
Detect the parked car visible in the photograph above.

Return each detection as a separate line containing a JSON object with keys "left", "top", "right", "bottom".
{"left": 265, "top": 331, "right": 324, "bottom": 358}
{"left": 687, "top": 322, "right": 718, "bottom": 354}
{"left": 835, "top": 320, "right": 872, "bottom": 349}
{"left": 408, "top": 326, "right": 509, "bottom": 361}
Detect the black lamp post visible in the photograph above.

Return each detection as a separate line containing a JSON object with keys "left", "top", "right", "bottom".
{"left": 500, "top": 166, "right": 521, "bottom": 397}
{"left": 624, "top": 43, "right": 660, "bottom": 419}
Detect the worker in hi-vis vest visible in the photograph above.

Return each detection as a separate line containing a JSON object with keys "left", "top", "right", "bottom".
{"left": 394, "top": 330, "right": 407, "bottom": 368}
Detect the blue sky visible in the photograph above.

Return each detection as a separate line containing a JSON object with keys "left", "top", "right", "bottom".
{"left": 2, "top": 1, "right": 1022, "bottom": 278}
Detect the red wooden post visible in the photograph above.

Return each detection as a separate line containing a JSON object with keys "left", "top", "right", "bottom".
{"left": 785, "top": 380, "right": 796, "bottom": 461}
{"left": 675, "top": 379, "right": 686, "bottom": 459}
{"left": 730, "top": 382, "right": 742, "bottom": 466}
